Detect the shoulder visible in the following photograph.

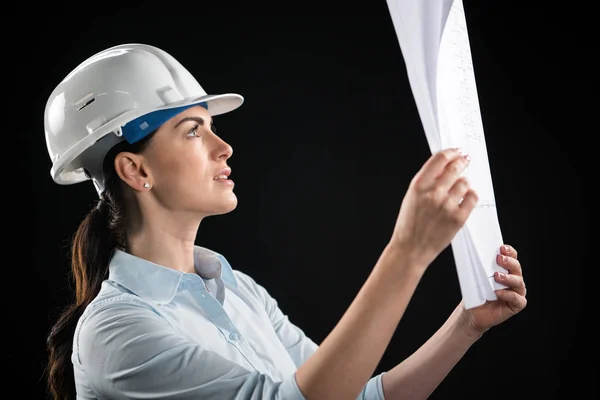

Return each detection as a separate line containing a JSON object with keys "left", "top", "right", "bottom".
{"left": 75, "top": 285, "right": 159, "bottom": 349}
{"left": 229, "top": 269, "right": 283, "bottom": 314}
{"left": 231, "top": 269, "right": 270, "bottom": 298}
{"left": 77, "top": 292, "right": 155, "bottom": 336}
{"left": 232, "top": 269, "right": 258, "bottom": 287}
{"left": 81, "top": 280, "right": 155, "bottom": 321}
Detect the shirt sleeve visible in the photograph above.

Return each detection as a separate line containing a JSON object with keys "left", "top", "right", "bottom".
{"left": 74, "top": 296, "right": 306, "bottom": 400}
{"left": 234, "top": 272, "right": 387, "bottom": 400}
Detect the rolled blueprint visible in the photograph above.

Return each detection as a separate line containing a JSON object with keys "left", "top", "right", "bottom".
{"left": 386, "top": 0, "right": 508, "bottom": 309}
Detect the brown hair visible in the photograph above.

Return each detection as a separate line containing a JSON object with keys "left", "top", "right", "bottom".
{"left": 45, "top": 132, "right": 155, "bottom": 400}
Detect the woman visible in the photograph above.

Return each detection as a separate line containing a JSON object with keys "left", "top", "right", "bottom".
{"left": 44, "top": 44, "right": 527, "bottom": 400}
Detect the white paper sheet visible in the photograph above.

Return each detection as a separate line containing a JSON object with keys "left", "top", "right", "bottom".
{"left": 386, "top": 0, "right": 507, "bottom": 309}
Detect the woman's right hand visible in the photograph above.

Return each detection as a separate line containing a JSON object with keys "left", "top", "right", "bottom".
{"left": 390, "top": 147, "right": 478, "bottom": 270}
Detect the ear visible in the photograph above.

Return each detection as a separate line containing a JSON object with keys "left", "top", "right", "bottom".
{"left": 114, "top": 151, "right": 152, "bottom": 192}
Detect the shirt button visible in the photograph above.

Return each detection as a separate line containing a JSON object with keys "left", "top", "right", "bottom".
{"left": 201, "top": 293, "right": 206, "bottom": 298}
{"left": 229, "top": 332, "right": 239, "bottom": 341}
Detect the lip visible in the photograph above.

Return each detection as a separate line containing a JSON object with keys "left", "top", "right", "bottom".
{"left": 214, "top": 167, "right": 231, "bottom": 180}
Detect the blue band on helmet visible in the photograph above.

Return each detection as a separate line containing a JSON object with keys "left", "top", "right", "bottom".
{"left": 122, "top": 102, "right": 208, "bottom": 144}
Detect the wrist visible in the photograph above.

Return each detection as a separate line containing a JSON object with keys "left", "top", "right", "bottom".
{"left": 384, "top": 241, "right": 431, "bottom": 275}
{"left": 452, "top": 303, "right": 485, "bottom": 343}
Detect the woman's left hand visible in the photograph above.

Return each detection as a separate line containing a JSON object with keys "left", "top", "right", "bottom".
{"left": 461, "top": 244, "right": 528, "bottom": 336}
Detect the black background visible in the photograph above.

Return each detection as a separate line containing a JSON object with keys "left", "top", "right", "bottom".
{"left": 9, "top": 1, "right": 591, "bottom": 399}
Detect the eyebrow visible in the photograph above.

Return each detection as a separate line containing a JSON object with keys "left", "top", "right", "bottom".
{"left": 174, "top": 116, "right": 214, "bottom": 128}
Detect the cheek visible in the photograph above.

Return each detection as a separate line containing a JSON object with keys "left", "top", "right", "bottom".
{"left": 155, "top": 147, "right": 209, "bottom": 188}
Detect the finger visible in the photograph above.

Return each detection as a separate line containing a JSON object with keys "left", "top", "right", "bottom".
{"left": 416, "top": 148, "right": 465, "bottom": 188}
{"left": 454, "top": 188, "right": 478, "bottom": 222}
{"left": 500, "top": 244, "right": 518, "bottom": 260}
{"left": 453, "top": 189, "right": 478, "bottom": 223}
{"left": 495, "top": 288, "right": 527, "bottom": 314}
{"left": 435, "top": 153, "right": 471, "bottom": 193}
{"left": 446, "top": 176, "right": 470, "bottom": 205}
{"left": 494, "top": 271, "right": 526, "bottom": 296}
{"left": 496, "top": 253, "right": 523, "bottom": 277}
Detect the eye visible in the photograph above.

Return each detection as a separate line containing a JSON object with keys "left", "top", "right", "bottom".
{"left": 187, "top": 124, "right": 201, "bottom": 137}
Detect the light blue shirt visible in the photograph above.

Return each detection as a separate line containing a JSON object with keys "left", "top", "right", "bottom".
{"left": 72, "top": 246, "right": 386, "bottom": 399}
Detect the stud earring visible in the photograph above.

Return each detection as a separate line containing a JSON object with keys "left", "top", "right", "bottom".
{"left": 143, "top": 182, "right": 150, "bottom": 188}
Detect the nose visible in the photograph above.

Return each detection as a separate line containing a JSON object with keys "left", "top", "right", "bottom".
{"left": 212, "top": 133, "right": 233, "bottom": 161}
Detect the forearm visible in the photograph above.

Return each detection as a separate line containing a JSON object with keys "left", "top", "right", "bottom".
{"left": 295, "top": 244, "right": 426, "bottom": 400}
{"left": 381, "top": 303, "right": 481, "bottom": 399}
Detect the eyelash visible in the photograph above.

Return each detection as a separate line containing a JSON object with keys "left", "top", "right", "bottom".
{"left": 187, "top": 123, "right": 216, "bottom": 137}
{"left": 187, "top": 124, "right": 201, "bottom": 138}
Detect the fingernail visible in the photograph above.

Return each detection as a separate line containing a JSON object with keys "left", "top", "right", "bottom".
{"left": 463, "top": 154, "right": 471, "bottom": 162}
{"left": 496, "top": 272, "right": 506, "bottom": 280}
{"left": 501, "top": 255, "right": 507, "bottom": 264}
{"left": 503, "top": 245, "right": 510, "bottom": 254}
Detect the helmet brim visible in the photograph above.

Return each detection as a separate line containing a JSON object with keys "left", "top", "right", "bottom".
{"left": 50, "top": 93, "right": 244, "bottom": 186}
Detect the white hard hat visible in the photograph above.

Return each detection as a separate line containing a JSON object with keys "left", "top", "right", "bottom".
{"left": 44, "top": 43, "right": 244, "bottom": 195}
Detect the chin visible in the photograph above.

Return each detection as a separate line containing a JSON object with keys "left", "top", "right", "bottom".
{"left": 213, "top": 196, "right": 238, "bottom": 215}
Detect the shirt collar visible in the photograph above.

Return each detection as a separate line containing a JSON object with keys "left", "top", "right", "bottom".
{"left": 108, "top": 245, "right": 238, "bottom": 303}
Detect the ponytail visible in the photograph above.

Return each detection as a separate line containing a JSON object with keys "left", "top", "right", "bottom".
{"left": 45, "top": 132, "right": 155, "bottom": 400}
{"left": 46, "top": 201, "right": 115, "bottom": 399}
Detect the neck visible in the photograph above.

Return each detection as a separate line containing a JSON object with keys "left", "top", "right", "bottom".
{"left": 127, "top": 213, "right": 202, "bottom": 274}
